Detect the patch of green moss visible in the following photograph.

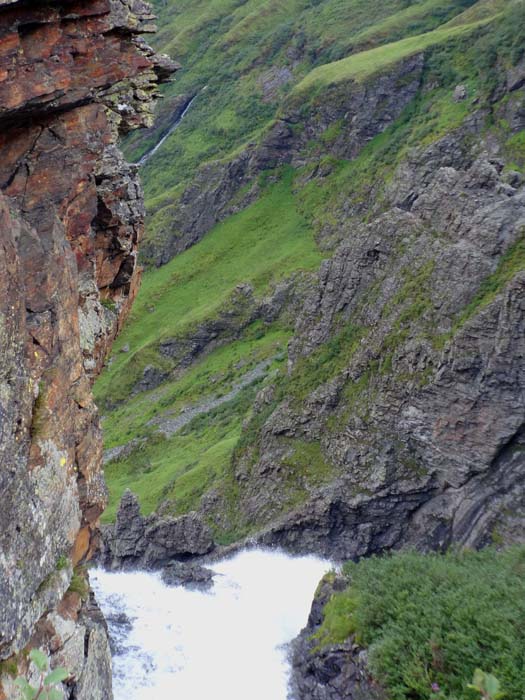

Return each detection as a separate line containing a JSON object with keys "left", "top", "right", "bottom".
{"left": 313, "top": 586, "right": 360, "bottom": 648}
{"left": 281, "top": 439, "right": 335, "bottom": 497}
{"left": 56, "top": 555, "right": 69, "bottom": 571}
{"left": 383, "top": 261, "right": 435, "bottom": 319}
{"left": 506, "top": 132, "right": 525, "bottom": 171}
{"left": 288, "top": 324, "right": 364, "bottom": 405}
{"left": 294, "top": 10, "right": 500, "bottom": 94}
{"left": 68, "top": 569, "right": 89, "bottom": 601}
{"left": 102, "top": 385, "right": 259, "bottom": 523}
{"left": 99, "top": 321, "right": 290, "bottom": 522}
{"left": 100, "top": 298, "right": 117, "bottom": 313}
{"left": 0, "top": 658, "right": 18, "bottom": 678}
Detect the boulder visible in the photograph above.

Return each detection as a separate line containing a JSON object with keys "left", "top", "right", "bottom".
{"left": 161, "top": 562, "right": 216, "bottom": 591}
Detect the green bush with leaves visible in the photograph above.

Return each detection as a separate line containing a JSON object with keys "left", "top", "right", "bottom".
{"left": 15, "top": 649, "right": 68, "bottom": 700}
{"left": 468, "top": 669, "right": 503, "bottom": 700}
{"left": 315, "top": 547, "right": 525, "bottom": 700}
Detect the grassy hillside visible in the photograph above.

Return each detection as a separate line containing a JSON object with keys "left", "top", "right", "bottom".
{"left": 96, "top": 168, "right": 321, "bottom": 522}
{"left": 100, "top": 324, "right": 290, "bottom": 522}
{"left": 97, "top": 0, "right": 525, "bottom": 528}
{"left": 129, "top": 0, "right": 483, "bottom": 215}
{"left": 95, "top": 168, "right": 321, "bottom": 407}
{"left": 294, "top": 6, "right": 502, "bottom": 92}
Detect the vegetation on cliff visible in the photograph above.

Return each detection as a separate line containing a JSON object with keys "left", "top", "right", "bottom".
{"left": 97, "top": 0, "right": 525, "bottom": 546}
{"left": 88, "top": 1, "right": 525, "bottom": 696}
{"left": 130, "top": 0, "right": 511, "bottom": 235}
{"left": 314, "top": 547, "right": 525, "bottom": 700}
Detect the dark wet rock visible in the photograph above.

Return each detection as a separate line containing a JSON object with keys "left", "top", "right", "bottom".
{"left": 101, "top": 490, "right": 215, "bottom": 569}
{"left": 105, "top": 611, "right": 134, "bottom": 656}
{"left": 290, "top": 574, "right": 385, "bottom": 700}
{"left": 161, "top": 561, "right": 216, "bottom": 591}
{"left": 105, "top": 611, "right": 133, "bottom": 631}
{"left": 507, "top": 58, "right": 525, "bottom": 92}
{"left": 111, "top": 490, "right": 147, "bottom": 561}
{"left": 133, "top": 364, "right": 169, "bottom": 395}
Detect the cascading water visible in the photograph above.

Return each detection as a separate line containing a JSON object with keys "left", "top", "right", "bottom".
{"left": 91, "top": 548, "right": 331, "bottom": 700}
{"left": 138, "top": 92, "right": 201, "bottom": 166}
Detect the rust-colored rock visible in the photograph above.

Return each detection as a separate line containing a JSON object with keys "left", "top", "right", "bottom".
{"left": 0, "top": 0, "right": 176, "bottom": 694}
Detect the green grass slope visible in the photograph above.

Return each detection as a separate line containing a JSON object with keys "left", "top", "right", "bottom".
{"left": 96, "top": 168, "right": 321, "bottom": 522}
{"left": 294, "top": 6, "right": 502, "bottom": 92}
{"left": 129, "top": 0, "right": 483, "bottom": 214}
{"left": 101, "top": 325, "right": 290, "bottom": 522}
{"left": 95, "top": 168, "right": 321, "bottom": 406}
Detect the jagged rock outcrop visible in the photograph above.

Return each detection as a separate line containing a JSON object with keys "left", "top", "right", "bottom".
{"left": 100, "top": 490, "right": 215, "bottom": 569}
{"left": 0, "top": 0, "right": 175, "bottom": 696}
{"left": 290, "top": 573, "right": 385, "bottom": 700}
{"left": 161, "top": 561, "right": 215, "bottom": 591}
{"left": 213, "top": 65, "right": 525, "bottom": 559}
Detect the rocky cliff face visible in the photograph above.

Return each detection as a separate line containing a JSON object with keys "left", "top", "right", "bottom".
{"left": 177, "top": 34, "right": 524, "bottom": 559}
{"left": 243, "top": 105, "right": 525, "bottom": 559}
{"left": 97, "top": 1, "right": 525, "bottom": 569}
{"left": 100, "top": 490, "right": 214, "bottom": 570}
{"left": 0, "top": 1, "right": 174, "bottom": 696}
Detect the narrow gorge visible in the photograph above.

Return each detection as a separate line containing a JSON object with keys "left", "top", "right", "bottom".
{"left": 1, "top": 0, "right": 525, "bottom": 699}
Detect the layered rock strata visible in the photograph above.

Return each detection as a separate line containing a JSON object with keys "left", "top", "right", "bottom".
{"left": 201, "top": 59, "right": 525, "bottom": 559}
{"left": 0, "top": 1, "right": 175, "bottom": 696}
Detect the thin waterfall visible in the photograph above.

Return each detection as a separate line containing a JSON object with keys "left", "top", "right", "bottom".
{"left": 138, "top": 91, "right": 202, "bottom": 166}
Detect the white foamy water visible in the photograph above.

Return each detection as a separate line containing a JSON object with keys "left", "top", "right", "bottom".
{"left": 91, "top": 548, "right": 331, "bottom": 700}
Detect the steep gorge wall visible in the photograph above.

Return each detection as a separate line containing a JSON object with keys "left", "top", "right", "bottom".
{"left": 197, "top": 50, "right": 525, "bottom": 556}
{"left": 234, "top": 83, "right": 525, "bottom": 558}
{"left": 99, "top": 7, "right": 525, "bottom": 565}
{"left": 0, "top": 0, "right": 174, "bottom": 695}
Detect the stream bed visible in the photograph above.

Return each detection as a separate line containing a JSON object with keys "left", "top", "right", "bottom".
{"left": 91, "top": 548, "right": 331, "bottom": 700}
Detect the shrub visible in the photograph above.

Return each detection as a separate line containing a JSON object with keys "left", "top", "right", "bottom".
{"left": 15, "top": 649, "right": 68, "bottom": 700}
{"left": 315, "top": 547, "right": 525, "bottom": 700}
{"left": 67, "top": 568, "right": 89, "bottom": 601}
